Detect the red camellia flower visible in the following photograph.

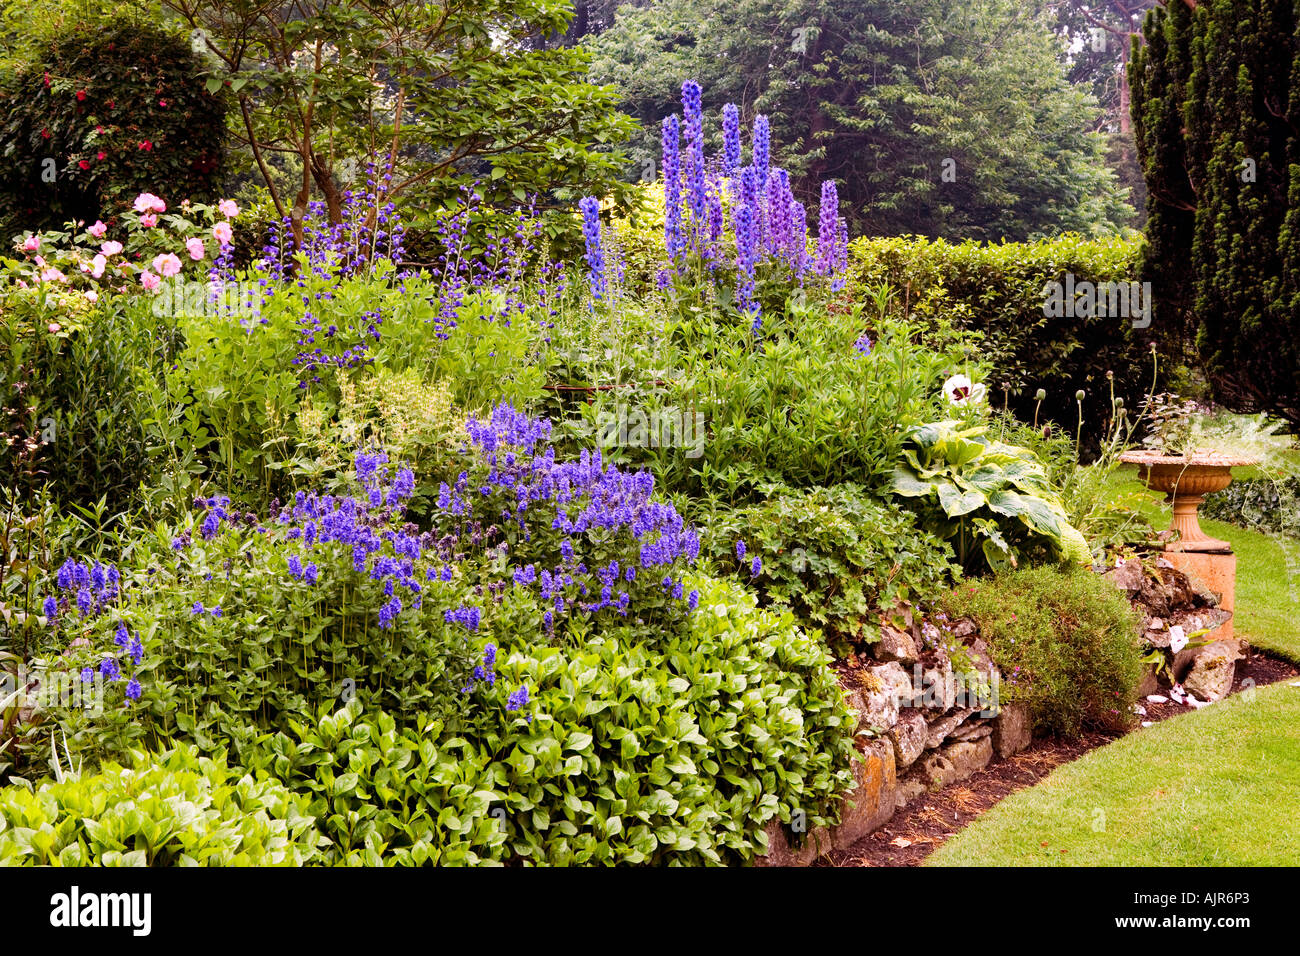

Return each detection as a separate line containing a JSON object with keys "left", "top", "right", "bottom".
{"left": 76, "top": 89, "right": 86, "bottom": 101}
{"left": 78, "top": 160, "right": 90, "bottom": 170}
{"left": 96, "top": 151, "right": 106, "bottom": 161}
{"left": 95, "top": 125, "right": 105, "bottom": 134}
{"left": 159, "top": 99, "right": 168, "bottom": 108}
{"left": 43, "top": 72, "right": 50, "bottom": 88}
{"left": 40, "top": 128, "right": 50, "bottom": 139}
{"left": 138, "top": 140, "right": 153, "bottom": 151}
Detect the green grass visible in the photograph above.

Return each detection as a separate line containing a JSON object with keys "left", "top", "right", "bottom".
{"left": 1111, "top": 464, "right": 1300, "bottom": 663}
{"left": 927, "top": 681, "right": 1300, "bottom": 866}
{"left": 928, "top": 466, "right": 1300, "bottom": 866}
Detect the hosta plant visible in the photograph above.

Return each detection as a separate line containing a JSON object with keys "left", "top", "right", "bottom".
{"left": 889, "top": 420, "right": 1091, "bottom": 572}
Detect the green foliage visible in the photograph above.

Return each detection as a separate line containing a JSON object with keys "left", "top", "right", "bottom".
{"left": 548, "top": 291, "right": 973, "bottom": 506}
{"left": 155, "top": 0, "right": 635, "bottom": 235}
{"left": 941, "top": 565, "right": 1144, "bottom": 737}
{"left": 0, "top": 292, "right": 164, "bottom": 513}
{"left": 1202, "top": 477, "right": 1300, "bottom": 539}
{"left": 1130, "top": 0, "right": 1300, "bottom": 425}
{"left": 890, "top": 420, "right": 1092, "bottom": 572}
{"left": 245, "top": 573, "right": 857, "bottom": 866}
{"left": 849, "top": 233, "right": 1152, "bottom": 446}
{"left": 587, "top": 0, "right": 1134, "bottom": 239}
{"left": 704, "top": 483, "right": 962, "bottom": 649}
{"left": 0, "top": 744, "right": 324, "bottom": 865}
{"left": 0, "top": 18, "right": 227, "bottom": 233}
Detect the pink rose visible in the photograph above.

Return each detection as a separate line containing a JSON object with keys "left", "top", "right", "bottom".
{"left": 101, "top": 240, "right": 123, "bottom": 256}
{"left": 212, "top": 221, "right": 233, "bottom": 245}
{"left": 152, "top": 253, "right": 182, "bottom": 278}
{"left": 84, "top": 291, "right": 98, "bottom": 303}
{"left": 48, "top": 322, "right": 61, "bottom": 333}
{"left": 87, "top": 221, "right": 107, "bottom": 238}
{"left": 40, "top": 267, "right": 67, "bottom": 283}
{"left": 140, "top": 213, "right": 158, "bottom": 229}
{"left": 218, "top": 199, "right": 240, "bottom": 218}
{"left": 132, "top": 192, "right": 166, "bottom": 214}
{"left": 91, "top": 254, "right": 107, "bottom": 279}
{"left": 22, "top": 234, "right": 40, "bottom": 251}
{"left": 185, "top": 237, "right": 206, "bottom": 261}
{"left": 140, "top": 271, "right": 161, "bottom": 292}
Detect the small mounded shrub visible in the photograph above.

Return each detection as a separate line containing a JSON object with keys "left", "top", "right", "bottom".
{"left": 941, "top": 565, "right": 1143, "bottom": 737}
{"left": 0, "top": 19, "right": 227, "bottom": 232}
{"left": 0, "top": 745, "right": 324, "bottom": 866}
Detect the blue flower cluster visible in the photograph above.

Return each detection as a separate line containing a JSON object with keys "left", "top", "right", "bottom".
{"left": 443, "top": 403, "right": 702, "bottom": 627}
{"left": 45, "top": 559, "right": 120, "bottom": 622}
{"left": 579, "top": 80, "right": 850, "bottom": 330}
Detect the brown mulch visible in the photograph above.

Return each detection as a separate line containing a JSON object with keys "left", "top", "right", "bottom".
{"left": 818, "top": 650, "right": 1299, "bottom": 868}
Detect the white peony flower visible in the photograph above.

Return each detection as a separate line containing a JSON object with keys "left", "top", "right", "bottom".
{"left": 943, "top": 374, "right": 987, "bottom": 406}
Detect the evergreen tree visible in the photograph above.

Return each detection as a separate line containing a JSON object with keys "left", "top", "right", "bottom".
{"left": 1131, "top": 0, "right": 1300, "bottom": 423}
{"left": 588, "top": 0, "right": 1134, "bottom": 240}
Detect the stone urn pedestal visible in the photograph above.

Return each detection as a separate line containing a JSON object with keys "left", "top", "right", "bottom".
{"left": 1120, "top": 450, "right": 1256, "bottom": 646}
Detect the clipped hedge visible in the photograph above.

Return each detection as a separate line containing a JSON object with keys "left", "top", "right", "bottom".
{"left": 850, "top": 234, "right": 1151, "bottom": 447}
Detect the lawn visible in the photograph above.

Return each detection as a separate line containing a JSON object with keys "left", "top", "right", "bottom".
{"left": 928, "top": 680, "right": 1300, "bottom": 866}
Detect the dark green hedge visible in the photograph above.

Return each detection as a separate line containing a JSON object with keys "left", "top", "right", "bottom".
{"left": 850, "top": 234, "right": 1152, "bottom": 447}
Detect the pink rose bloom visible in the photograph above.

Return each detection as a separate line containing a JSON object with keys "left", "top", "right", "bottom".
{"left": 84, "top": 290, "right": 98, "bottom": 303}
{"left": 140, "top": 213, "right": 158, "bottom": 228}
{"left": 186, "top": 237, "right": 206, "bottom": 261}
{"left": 91, "top": 254, "right": 107, "bottom": 278}
{"left": 132, "top": 192, "right": 166, "bottom": 214}
{"left": 48, "top": 322, "right": 61, "bottom": 333}
{"left": 21, "top": 235, "right": 40, "bottom": 251}
{"left": 34, "top": 255, "right": 46, "bottom": 267}
{"left": 101, "top": 240, "right": 123, "bottom": 256}
{"left": 140, "top": 271, "right": 161, "bottom": 292}
{"left": 218, "top": 199, "right": 240, "bottom": 218}
{"left": 152, "top": 252, "right": 182, "bottom": 278}
{"left": 212, "top": 221, "right": 233, "bottom": 245}
{"left": 87, "top": 221, "right": 108, "bottom": 238}
{"left": 41, "top": 267, "right": 67, "bottom": 283}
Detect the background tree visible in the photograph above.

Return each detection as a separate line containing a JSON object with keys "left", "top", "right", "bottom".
{"left": 148, "top": 0, "right": 635, "bottom": 243}
{"left": 1131, "top": 0, "right": 1300, "bottom": 424}
{"left": 587, "top": 0, "right": 1135, "bottom": 240}
{"left": 1047, "top": 0, "right": 1162, "bottom": 227}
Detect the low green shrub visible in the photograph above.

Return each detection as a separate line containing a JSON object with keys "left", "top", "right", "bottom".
{"left": 941, "top": 565, "right": 1144, "bottom": 737}
{"left": 1201, "top": 477, "right": 1300, "bottom": 538}
{"left": 245, "top": 572, "right": 857, "bottom": 866}
{"left": 0, "top": 744, "right": 323, "bottom": 865}
{"left": 704, "top": 483, "right": 962, "bottom": 651}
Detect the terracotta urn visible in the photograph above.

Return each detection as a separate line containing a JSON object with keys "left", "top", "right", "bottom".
{"left": 1119, "top": 450, "right": 1256, "bottom": 552}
